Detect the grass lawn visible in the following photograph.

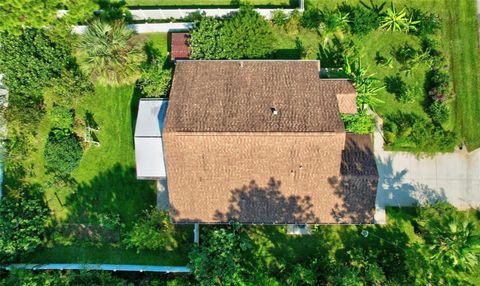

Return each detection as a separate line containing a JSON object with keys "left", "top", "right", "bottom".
{"left": 127, "top": 0, "right": 293, "bottom": 8}
{"left": 444, "top": 0, "right": 480, "bottom": 150}
{"left": 306, "top": 0, "right": 480, "bottom": 150}
{"left": 20, "top": 224, "right": 193, "bottom": 265}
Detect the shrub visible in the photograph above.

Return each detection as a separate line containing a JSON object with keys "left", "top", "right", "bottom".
{"left": 123, "top": 209, "right": 177, "bottom": 252}
{"left": 137, "top": 60, "right": 172, "bottom": 98}
{"left": 428, "top": 101, "right": 449, "bottom": 124}
{"left": 285, "top": 9, "right": 302, "bottom": 33}
{"left": 339, "top": 4, "right": 380, "bottom": 35}
{"left": 189, "top": 17, "right": 225, "bottom": 59}
{"left": 385, "top": 74, "right": 411, "bottom": 102}
{"left": 409, "top": 9, "right": 441, "bottom": 36}
{"left": 271, "top": 10, "right": 288, "bottom": 26}
{"left": 44, "top": 132, "right": 83, "bottom": 175}
{"left": 383, "top": 112, "right": 457, "bottom": 153}
{"left": 219, "top": 6, "right": 274, "bottom": 59}
{"left": 190, "top": 7, "right": 274, "bottom": 59}
{"left": 50, "top": 105, "right": 74, "bottom": 130}
{"left": 341, "top": 112, "right": 375, "bottom": 134}
{"left": 301, "top": 8, "right": 322, "bottom": 29}
{"left": 0, "top": 187, "right": 49, "bottom": 262}
{"left": 43, "top": 70, "right": 94, "bottom": 106}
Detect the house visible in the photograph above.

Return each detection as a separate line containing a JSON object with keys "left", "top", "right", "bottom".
{"left": 134, "top": 60, "right": 378, "bottom": 224}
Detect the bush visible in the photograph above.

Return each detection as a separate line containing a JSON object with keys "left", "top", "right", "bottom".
{"left": 44, "top": 132, "right": 83, "bottom": 175}
{"left": 190, "top": 7, "right": 274, "bottom": 59}
{"left": 50, "top": 105, "right": 74, "bottom": 131}
{"left": 271, "top": 10, "right": 288, "bottom": 26}
{"left": 383, "top": 112, "right": 457, "bottom": 153}
{"left": 0, "top": 187, "right": 49, "bottom": 262}
{"left": 301, "top": 8, "right": 322, "bottom": 29}
{"left": 43, "top": 70, "right": 94, "bottom": 106}
{"left": 137, "top": 59, "right": 172, "bottom": 98}
{"left": 385, "top": 74, "right": 411, "bottom": 103}
{"left": 409, "top": 9, "right": 441, "bottom": 36}
{"left": 339, "top": 4, "right": 380, "bottom": 35}
{"left": 428, "top": 101, "right": 449, "bottom": 124}
{"left": 123, "top": 209, "right": 177, "bottom": 252}
{"left": 341, "top": 112, "right": 375, "bottom": 134}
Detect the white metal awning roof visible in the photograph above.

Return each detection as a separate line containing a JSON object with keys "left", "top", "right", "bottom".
{"left": 134, "top": 99, "right": 168, "bottom": 179}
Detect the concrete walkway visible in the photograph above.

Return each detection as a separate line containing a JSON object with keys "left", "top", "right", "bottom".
{"left": 373, "top": 115, "right": 480, "bottom": 223}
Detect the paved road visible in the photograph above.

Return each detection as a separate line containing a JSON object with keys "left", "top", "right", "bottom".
{"left": 373, "top": 116, "right": 480, "bottom": 219}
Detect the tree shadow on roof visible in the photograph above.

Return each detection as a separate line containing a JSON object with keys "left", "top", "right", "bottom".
{"left": 214, "top": 177, "right": 320, "bottom": 224}
{"left": 328, "top": 134, "right": 379, "bottom": 224}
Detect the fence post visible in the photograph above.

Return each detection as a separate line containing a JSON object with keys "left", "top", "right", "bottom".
{"left": 194, "top": 223, "right": 199, "bottom": 244}
{"left": 299, "top": 0, "right": 305, "bottom": 10}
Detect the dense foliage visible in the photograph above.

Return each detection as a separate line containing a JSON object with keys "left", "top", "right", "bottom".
{"left": 0, "top": 187, "right": 49, "bottom": 262}
{"left": 137, "top": 49, "right": 172, "bottom": 97}
{"left": 383, "top": 112, "right": 457, "bottom": 153}
{"left": 341, "top": 112, "right": 376, "bottom": 134}
{"left": 189, "top": 222, "right": 251, "bottom": 286}
{"left": 190, "top": 6, "right": 274, "bottom": 59}
{"left": 0, "top": 29, "right": 71, "bottom": 120}
{"left": 44, "top": 132, "right": 83, "bottom": 175}
{"left": 124, "top": 209, "right": 177, "bottom": 252}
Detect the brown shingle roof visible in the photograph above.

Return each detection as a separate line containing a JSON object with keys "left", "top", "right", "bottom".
{"left": 165, "top": 60, "right": 351, "bottom": 133}
{"left": 162, "top": 60, "right": 376, "bottom": 224}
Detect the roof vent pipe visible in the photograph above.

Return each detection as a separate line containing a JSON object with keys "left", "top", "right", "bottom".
{"left": 271, "top": 107, "right": 278, "bottom": 115}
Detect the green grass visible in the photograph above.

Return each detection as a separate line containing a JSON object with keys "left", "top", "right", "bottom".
{"left": 127, "top": 0, "right": 292, "bottom": 7}
{"left": 444, "top": 0, "right": 480, "bottom": 150}
{"left": 16, "top": 33, "right": 195, "bottom": 265}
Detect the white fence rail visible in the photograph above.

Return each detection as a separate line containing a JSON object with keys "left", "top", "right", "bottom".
{"left": 130, "top": 8, "right": 301, "bottom": 20}
{"left": 73, "top": 22, "right": 193, "bottom": 34}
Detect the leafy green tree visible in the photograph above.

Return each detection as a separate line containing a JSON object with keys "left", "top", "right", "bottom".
{"left": 189, "top": 222, "right": 251, "bottom": 286}
{"left": 190, "top": 17, "right": 225, "bottom": 60}
{"left": 190, "top": 7, "right": 274, "bottom": 59}
{"left": 79, "top": 20, "right": 144, "bottom": 85}
{"left": 219, "top": 6, "right": 274, "bottom": 59}
{"left": 44, "top": 132, "right": 83, "bottom": 175}
{"left": 123, "top": 209, "right": 177, "bottom": 252}
{"left": 0, "top": 187, "right": 49, "bottom": 262}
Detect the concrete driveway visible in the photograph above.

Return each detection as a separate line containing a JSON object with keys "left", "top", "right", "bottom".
{"left": 373, "top": 117, "right": 480, "bottom": 223}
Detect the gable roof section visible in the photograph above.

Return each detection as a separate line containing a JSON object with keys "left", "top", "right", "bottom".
{"left": 165, "top": 60, "right": 349, "bottom": 133}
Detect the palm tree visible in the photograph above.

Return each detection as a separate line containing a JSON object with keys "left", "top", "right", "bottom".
{"left": 343, "top": 56, "right": 384, "bottom": 111}
{"left": 318, "top": 10, "right": 350, "bottom": 45}
{"left": 427, "top": 215, "right": 480, "bottom": 272}
{"left": 380, "top": 4, "right": 410, "bottom": 32}
{"left": 79, "top": 20, "right": 144, "bottom": 85}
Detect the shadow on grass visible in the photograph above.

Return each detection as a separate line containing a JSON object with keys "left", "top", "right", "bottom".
{"left": 64, "top": 164, "right": 156, "bottom": 226}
